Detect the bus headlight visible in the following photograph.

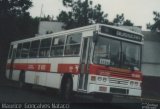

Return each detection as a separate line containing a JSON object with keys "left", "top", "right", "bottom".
{"left": 130, "top": 81, "right": 139, "bottom": 87}
{"left": 91, "top": 76, "right": 96, "bottom": 81}
{"left": 135, "top": 82, "right": 138, "bottom": 86}
{"left": 131, "top": 74, "right": 141, "bottom": 79}
{"left": 97, "top": 77, "right": 102, "bottom": 81}
{"left": 103, "top": 77, "right": 107, "bottom": 82}
{"left": 130, "top": 81, "right": 134, "bottom": 86}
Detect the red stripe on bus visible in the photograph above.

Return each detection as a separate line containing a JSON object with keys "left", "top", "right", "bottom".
{"left": 58, "top": 64, "right": 80, "bottom": 74}
{"left": 7, "top": 63, "right": 142, "bottom": 80}
{"left": 57, "top": 64, "right": 142, "bottom": 80}
{"left": 89, "top": 64, "right": 142, "bottom": 81}
{"left": 7, "top": 63, "right": 51, "bottom": 72}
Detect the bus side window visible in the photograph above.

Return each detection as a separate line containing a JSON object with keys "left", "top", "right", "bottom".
{"left": 8, "top": 45, "right": 13, "bottom": 59}
{"left": 16, "top": 43, "right": 22, "bottom": 58}
{"left": 64, "top": 33, "right": 82, "bottom": 56}
{"left": 39, "top": 38, "right": 51, "bottom": 57}
{"left": 50, "top": 36, "right": 65, "bottom": 57}
{"left": 21, "top": 42, "right": 30, "bottom": 58}
{"left": 29, "top": 40, "right": 40, "bottom": 58}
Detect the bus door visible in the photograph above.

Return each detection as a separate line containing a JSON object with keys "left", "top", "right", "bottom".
{"left": 9, "top": 45, "right": 17, "bottom": 80}
{"left": 78, "top": 37, "right": 91, "bottom": 91}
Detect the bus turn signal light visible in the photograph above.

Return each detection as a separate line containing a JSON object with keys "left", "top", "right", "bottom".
{"left": 131, "top": 74, "right": 141, "bottom": 79}
{"left": 99, "top": 86, "right": 107, "bottom": 92}
{"left": 91, "top": 76, "right": 96, "bottom": 81}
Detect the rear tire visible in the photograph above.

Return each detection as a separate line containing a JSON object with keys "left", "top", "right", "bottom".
{"left": 19, "top": 71, "right": 25, "bottom": 88}
{"left": 19, "top": 71, "right": 33, "bottom": 89}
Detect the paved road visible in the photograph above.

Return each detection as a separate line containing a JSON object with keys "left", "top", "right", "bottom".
{"left": 0, "top": 78, "right": 160, "bottom": 109}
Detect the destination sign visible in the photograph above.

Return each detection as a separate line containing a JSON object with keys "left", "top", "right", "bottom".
{"left": 100, "top": 26, "right": 142, "bottom": 42}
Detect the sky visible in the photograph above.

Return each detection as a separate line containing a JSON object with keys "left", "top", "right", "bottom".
{"left": 29, "top": 0, "right": 160, "bottom": 30}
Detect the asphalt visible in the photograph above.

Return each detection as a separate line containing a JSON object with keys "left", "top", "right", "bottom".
{"left": 0, "top": 74, "right": 160, "bottom": 103}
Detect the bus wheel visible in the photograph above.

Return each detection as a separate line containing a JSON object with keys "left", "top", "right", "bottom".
{"left": 60, "top": 77, "right": 73, "bottom": 101}
{"left": 19, "top": 71, "right": 25, "bottom": 88}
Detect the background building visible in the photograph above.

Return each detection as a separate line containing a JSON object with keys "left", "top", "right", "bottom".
{"left": 142, "top": 31, "right": 160, "bottom": 77}
{"left": 38, "top": 21, "right": 64, "bottom": 35}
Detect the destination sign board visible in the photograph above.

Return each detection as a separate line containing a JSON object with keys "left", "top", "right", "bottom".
{"left": 100, "top": 26, "right": 142, "bottom": 42}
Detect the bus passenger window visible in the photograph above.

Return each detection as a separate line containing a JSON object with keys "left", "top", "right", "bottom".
{"left": 29, "top": 40, "right": 40, "bottom": 58}
{"left": 21, "top": 42, "right": 30, "bottom": 58}
{"left": 64, "top": 33, "right": 82, "bottom": 56}
{"left": 16, "top": 43, "right": 22, "bottom": 58}
{"left": 39, "top": 38, "right": 51, "bottom": 57}
{"left": 50, "top": 36, "right": 65, "bottom": 57}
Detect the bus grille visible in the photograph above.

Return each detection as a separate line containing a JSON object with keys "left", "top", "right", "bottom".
{"left": 109, "top": 77, "right": 129, "bottom": 85}
{"left": 110, "top": 87, "right": 129, "bottom": 95}
{"left": 110, "top": 71, "right": 132, "bottom": 79}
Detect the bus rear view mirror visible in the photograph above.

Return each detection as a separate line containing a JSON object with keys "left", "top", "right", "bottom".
{"left": 93, "top": 31, "right": 98, "bottom": 43}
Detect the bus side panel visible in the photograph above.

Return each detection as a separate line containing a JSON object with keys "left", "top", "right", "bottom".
{"left": 35, "top": 58, "right": 49, "bottom": 86}
{"left": 49, "top": 58, "right": 63, "bottom": 72}
{"left": 35, "top": 72, "right": 47, "bottom": 86}
{"left": 46, "top": 73, "right": 62, "bottom": 89}
{"left": 11, "top": 59, "right": 20, "bottom": 81}
{"left": 62, "top": 57, "right": 80, "bottom": 65}
{"left": 62, "top": 57, "right": 80, "bottom": 91}
{"left": 47, "top": 58, "right": 63, "bottom": 88}
{"left": 72, "top": 75, "right": 79, "bottom": 91}
{"left": 48, "top": 57, "right": 80, "bottom": 90}
{"left": 12, "top": 70, "right": 21, "bottom": 81}
{"left": 6, "top": 59, "right": 11, "bottom": 79}
{"left": 6, "top": 69, "right": 10, "bottom": 79}
{"left": 25, "top": 71, "right": 36, "bottom": 84}
{"left": 25, "top": 58, "right": 37, "bottom": 84}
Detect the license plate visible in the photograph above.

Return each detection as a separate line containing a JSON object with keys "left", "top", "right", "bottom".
{"left": 99, "top": 86, "right": 107, "bottom": 92}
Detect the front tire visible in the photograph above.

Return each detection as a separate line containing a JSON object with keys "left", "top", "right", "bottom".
{"left": 19, "top": 72, "right": 25, "bottom": 88}
{"left": 60, "top": 77, "right": 73, "bottom": 101}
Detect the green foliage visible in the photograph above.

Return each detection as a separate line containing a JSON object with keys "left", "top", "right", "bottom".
{"left": 113, "top": 13, "right": 124, "bottom": 25}
{"left": 0, "top": 0, "right": 36, "bottom": 40}
{"left": 123, "top": 19, "right": 134, "bottom": 26}
{"left": 153, "top": 11, "right": 160, "bottom": 22}
{"left": 147, "top": 11, "right": 160, "bottom": 30}
{"left": 0, "top": 0, "right": 39, "bottom": 74}
{"left": 62, "top": 0, "right": 73, "bottom": 7}
{"left": 113, "top": 13, "right": 133, "bottom": 26}
{"left": 57, "top": 0, "right": 109, "bottom": 29}
{"left": 58, "top": 0, "right": 134, "bottom": 29}
{"left": 0, "top": 0, "right": 32, "bottom": 17}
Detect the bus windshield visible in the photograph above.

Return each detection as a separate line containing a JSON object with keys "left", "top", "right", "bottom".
{"left": 93, "top": 35, "right": 141, "bottom": 70}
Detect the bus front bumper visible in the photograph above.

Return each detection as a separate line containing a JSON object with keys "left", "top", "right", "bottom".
{"left": 88, "top": 83, "right": 142, "bottom": 97}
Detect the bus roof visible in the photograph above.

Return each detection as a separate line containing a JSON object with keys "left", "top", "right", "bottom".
{"left": 11, "top": 24, "right": 144, "bottom": 45}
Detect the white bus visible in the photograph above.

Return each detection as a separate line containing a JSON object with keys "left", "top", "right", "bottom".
{"left": 6, "top": 24, "right": 144, "bottom": 100}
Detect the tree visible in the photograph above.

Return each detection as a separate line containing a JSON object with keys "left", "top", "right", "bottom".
{"left": 123, "top": 19, "right": 134, "bottom": 26}
{"left": 57, "top": 0, "right": 109, "bottom": 29}
{"left": 0, "top": 0, "right": 34, "bottom": 40}
{"left": 113, "top": 13, "right": 134, "bottom": 26}
{"left": 0, "top": 0, "right": 39, "bottom": 76}
{"left": 40, "top": 15, "right": 54, "bottom": 21}
{"left": 146, "top": 11, "right": 160, "bottom": 30}
{"left": 113, "top": 13, "right": 124, "bottom": 25}
{"left": 153, "top": 11, "right": 160, "bottom": 22}
{"left": 0, "top": 0, "right": 32, "bottom": 17}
